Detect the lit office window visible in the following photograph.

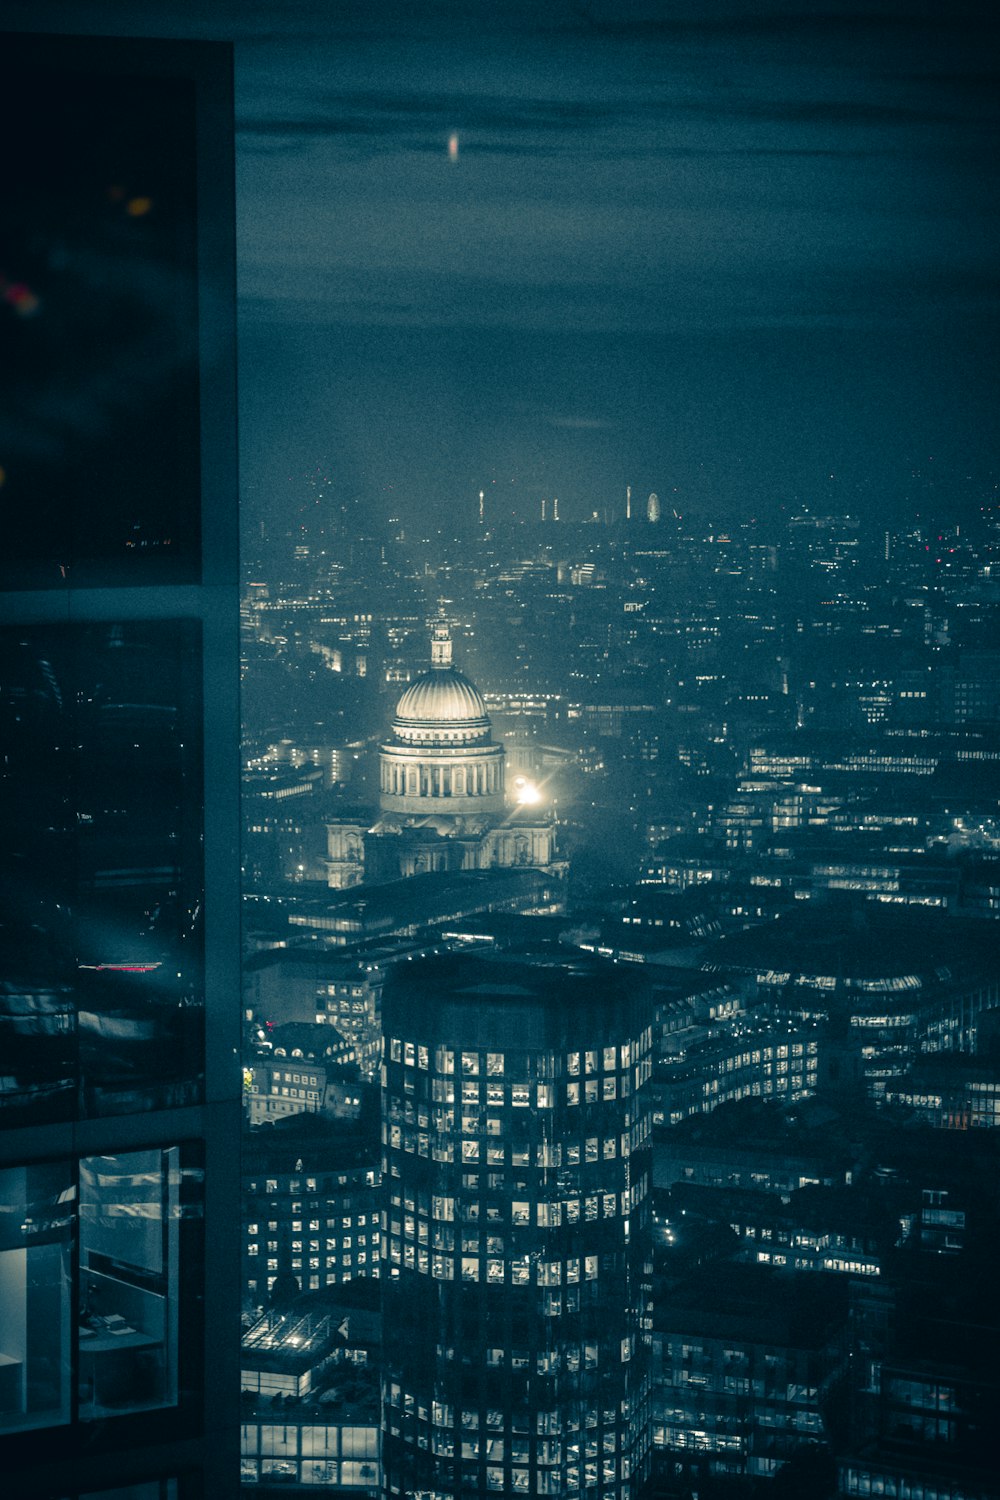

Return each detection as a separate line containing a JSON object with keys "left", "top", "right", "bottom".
{"left": 78, "top": 1148, "right": 183, "bottom": 1418}
{"left": 0, "top": 1161, "right": 74, "bottom": 1432}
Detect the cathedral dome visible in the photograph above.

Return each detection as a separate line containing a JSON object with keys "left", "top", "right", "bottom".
{"left": 390, "top": 626, "right": 492, "bottom": 746}
{"left": 394, "top": 668, "right": 489, "bottom": 735}
{"left": 379, "top": 624, "right": 505, "bottom": 818}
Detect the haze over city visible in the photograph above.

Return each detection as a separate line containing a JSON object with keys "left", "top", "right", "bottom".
{"left": 1, "top": 8, "right": 999, "bottom": 1500}
{"left": 7, "top": 0, "right": 998, "bottom": 535}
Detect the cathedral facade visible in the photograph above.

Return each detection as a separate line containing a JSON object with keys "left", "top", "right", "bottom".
{"left": 325, "top": 626, "right": 556, "bottom": 888}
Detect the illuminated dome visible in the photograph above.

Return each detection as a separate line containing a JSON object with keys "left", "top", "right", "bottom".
{"left": 391, "top": 627, "right": 491, "bottom": 746}
{"left": 380, "top": 625, "right": 505, "bottom": 815}
{"left": 393, "top": 670, "right": 490, "bottom": 743}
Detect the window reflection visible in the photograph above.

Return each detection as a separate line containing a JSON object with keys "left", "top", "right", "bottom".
{"left": 78, "top": 1149, "right": 180, "bottom": 1417}
{"left": 75, "top": 1486, "right": 178, "bottom": 1500}
{"left": 0, "top": 623, "right": 204, "bottom": 1124}
{"left": 0, "top": 65, "right": 201, "bottom": 590}
{"left": 0, "top": 1162, "right": 74, "bottom": 1432}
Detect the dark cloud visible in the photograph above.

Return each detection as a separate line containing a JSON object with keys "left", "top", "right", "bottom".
{"left": 240, "top": 92, "right": 615, "bottom": 142}
{"left": 2, "top": 0, "right": 996, "bottom": 530}
{"left": 887, "top": 69, "right": 1000, "bottom": 90}
{"left": 238, "top": 93, "right": 954, "bottom": 148}
{"left": 705, "top": 98, "right": 957, "bottom": 127}
{"left": 565, "top": 1, "right": 990, "bottom": 41}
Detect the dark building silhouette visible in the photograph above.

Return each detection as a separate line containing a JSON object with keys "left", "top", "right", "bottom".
{"left": 0, "top": 31, "right": 240, "bottom": 1500}
{"left": 380, "top": 952, "right": 655, "bottom": 1499}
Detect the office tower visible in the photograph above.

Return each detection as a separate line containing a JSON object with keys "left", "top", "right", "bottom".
{"left": 646, "top": 493, "right": 660, "bottom": 524}
{"left": 380, "top": 953, "right": 654, "bottom": 1499}
{"left": 0, "top": 32, "right": 241, "bottom": 1499}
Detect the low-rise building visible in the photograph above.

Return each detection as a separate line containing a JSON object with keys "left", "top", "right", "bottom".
{"left": 240, "top": 1286, "right": 380, "bottom": 1492}
{"left": 881, "top": 1054, "right": 1000, "bottom": 1130}
{"left": 651, "top": 1264, "right": 848, "bottom": 1482}
{"left": 652, "top": 1019, "right": 820, "bottom": 1126}
{"left": 245, "top": 1023, "right": 361, "bottom": 1125}
{"left": 243, "top": 1118, "right": 381, "bottom": 1308}
{"left": 654, "top": 1101, "right": 853, "bottom": 1196}
{"left": 669, "top": 1181, "right": 894, "bottom": 1279}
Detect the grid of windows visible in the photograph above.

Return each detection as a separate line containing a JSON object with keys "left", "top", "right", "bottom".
{"left": 380, "top": 958, "right": 654, "bottom": 1499}
{"left": 653, "top": 1033, "right": 819, "bottom": 1126}
{"left": 243, "top": 1168, "right": 380, "bottom": 1304}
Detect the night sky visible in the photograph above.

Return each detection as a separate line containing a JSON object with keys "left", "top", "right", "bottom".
{"left": 8, "top": 0, "right": 1000, "bottom": 532}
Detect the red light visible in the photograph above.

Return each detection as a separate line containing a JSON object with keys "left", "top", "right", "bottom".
{"left": 4, "top": 283, "right": 40, "bottom": 316}
{"left": 78, "top": 961, "right": 161, "bottom": 973}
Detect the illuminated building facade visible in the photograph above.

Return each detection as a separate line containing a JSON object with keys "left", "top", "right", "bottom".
{"left": 651, "top": 1267, "right": 847, "bottom": 1482}
{"left": 379, "top": 625, "right": 506, "bottom": 818}
{"left": 380, "top": 954, "right": 655, "bottom": 1499}
{"left": 239, "top": 1292, "right": 381, "bottom": 1489}
{"left": 243, "top": 1157, "right": 381, "bottom": 1308}
{"left": 652, "top": 1022, "right": 820, "bottom": 1126}
{"left": 326, "top": 625, "right": 557, "bottom": 887}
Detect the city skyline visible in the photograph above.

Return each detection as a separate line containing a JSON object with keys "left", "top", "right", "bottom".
{"left": 3, "top": 12, "right": 1000, "bottom": 1500}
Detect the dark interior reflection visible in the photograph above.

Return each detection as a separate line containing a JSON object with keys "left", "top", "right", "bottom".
{"left": 0, "top": 63, "right": 200, "bottom": 589}
{"left": 0, "top": 623, "right": 204, "bottom": 1121}
{"left": 1, "top": 1147, "right": 200, "bottom": 1436}
{"left": 71, "top": 1486, "right": 178, "bottom": 1500}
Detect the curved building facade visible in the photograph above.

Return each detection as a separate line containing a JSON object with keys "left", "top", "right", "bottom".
{"left": 380, "top": 953, "right": 654, "bottom": 1499}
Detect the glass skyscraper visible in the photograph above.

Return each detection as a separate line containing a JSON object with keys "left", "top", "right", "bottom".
{"left": 0, "top": 31, "right": 241, "bottom": 1500}
{"left": 380, "top": 953, "right": 654, "bottom": 1499}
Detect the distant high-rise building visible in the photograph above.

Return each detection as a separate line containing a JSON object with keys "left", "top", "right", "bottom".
{"left": 380, "top": 953, "right": 655, "bottom": 1500}
{"left": 646, "top": 493, "right": 660, "bottom": 524}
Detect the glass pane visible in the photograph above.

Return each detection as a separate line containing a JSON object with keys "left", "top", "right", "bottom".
{"left": 0, "top": 629, "right": 77, "bottom": 1125}
{"left": 78, "top": 1148, "right": 180, "bottom": 1418}
{"left": 74, "top": 623, "right": 205, "bottom": 1117}
{"left": 0, "top": 622, "right": 205, "bottom": 1124}
{"left": 0, "top": 1161, "right": 73, "bottom": 1432}
{"left": 0, "top": 62, "right": 201, "bottom": 589}
{"left": 77, "top": 1486, "right": 178, "bottom": 1499}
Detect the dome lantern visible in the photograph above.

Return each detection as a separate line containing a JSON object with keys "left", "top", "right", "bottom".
{"left": 430, "top": 623, "right": 453, "bottom": 669}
